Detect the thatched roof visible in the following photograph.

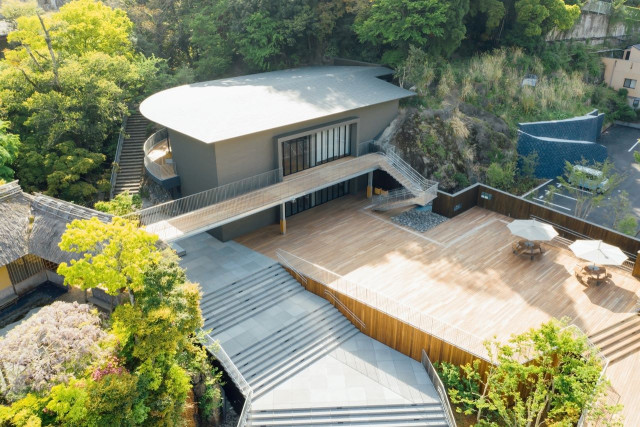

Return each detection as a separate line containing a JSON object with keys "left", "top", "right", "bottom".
{"left": 28, "top": 194, "right": 112, "bottom": 264}
{"left": 0, "top": 182, "right": 31, "bottom": 265}
{"left": 0, "top": 181, "right": 113, "bottom": 266}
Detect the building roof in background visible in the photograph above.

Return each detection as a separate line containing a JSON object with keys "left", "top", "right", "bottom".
{"left": 140, "top": 66, "right": 414, "bottom": 144}
{"left": 0, "top": 181, "right": 112, "bottom": 266}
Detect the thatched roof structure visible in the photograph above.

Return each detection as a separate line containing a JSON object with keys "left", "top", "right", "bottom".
{"left": 0, "top": 182, "right": 31, "bottom": 265}
{"left": 0, "top": 181, "right": 113, "bottom": 266}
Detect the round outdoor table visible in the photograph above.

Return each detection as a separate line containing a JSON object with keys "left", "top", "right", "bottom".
{"left": 512, "top": 240, "right": 543, "bottom": 260}
{"left": 582, "top": 264, "right": 607, "bottom": 286}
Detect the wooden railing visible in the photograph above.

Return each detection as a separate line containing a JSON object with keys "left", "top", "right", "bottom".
{"left": 432, "top": 183, "right": 640, "bottom": 277}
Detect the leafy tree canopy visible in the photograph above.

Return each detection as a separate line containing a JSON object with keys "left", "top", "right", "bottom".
{"left": 94, "top": 190, "right": 142, "bottom": 215}
{"left": 0, "top": 0, "right": 162, "bottom": 203}
{"left": 57, "top": 217, "right": 162, "bottom": 299}
{"left": 0, "top": 121, "right": 21, "bottom": 182}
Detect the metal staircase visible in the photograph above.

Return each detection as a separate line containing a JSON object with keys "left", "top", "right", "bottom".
{"left": 111, "top": 113, "right": 149, "bottom": 196}
{"left": 372, "top": 147, "right": 438, "bottom": 211}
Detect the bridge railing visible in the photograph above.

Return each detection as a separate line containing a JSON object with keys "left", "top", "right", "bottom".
{"left": 127, "top": 168, "right": 283, "bottom": 225}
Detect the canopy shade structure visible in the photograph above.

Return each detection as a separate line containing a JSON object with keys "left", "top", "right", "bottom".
{"left": 507, "top": 219, "right": 559, "bottom": 242}
{"left": 569, "top": 240, "right": 628, "bottom": 266}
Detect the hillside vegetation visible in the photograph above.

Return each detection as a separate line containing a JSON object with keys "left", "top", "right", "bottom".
{"left": 389, "top": 45, "right": 636, "bottom": 193}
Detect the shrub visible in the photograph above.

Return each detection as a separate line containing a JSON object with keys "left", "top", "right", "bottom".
{"left": 0, "top": 301, "right": 106, "bottom": 402}
{"left": 94, "top": 191, "right": 142, "bottom": 216}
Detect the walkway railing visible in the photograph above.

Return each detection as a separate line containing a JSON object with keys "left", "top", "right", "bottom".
{"left": 128, "top": 167, "right": 283, "bottom": 226}
{"left": 132, "top": 139, "right": 437, "bottom": 240}
{"left": 203, "top": 333, "right": 253, "bottom": 427}
{"left": 109, "top": 114, "right": 128, "bottom": 199}
{"left": 275, "top": 249, "right": 490, "bottom": 360}
{"left": 421, "top": 349, "right": 457, "bottom": 427}
{"left": 143, "top": 128, "right": 178, "bottom": 183}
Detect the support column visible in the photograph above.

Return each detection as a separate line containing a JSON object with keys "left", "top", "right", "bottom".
{"left": 279, "top": 203, "right": 286, "bottom": 235}
{"left": 633, "top": 251, "right": 640, "bottom": 279}
{"left": 366, "top": 171, "right": 373, "bottom": 199}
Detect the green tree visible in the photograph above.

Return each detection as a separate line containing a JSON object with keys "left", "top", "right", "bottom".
{"left": 0, "top": 121, "right": 21, "bottom": 182}
{"left": 514, "top": 0, "right": 581, "bottom": 37}
{"left": 57, "top": 217, "right": 162, "bottom": 303}
{"left": 557, "top": 159, "right": 621, "bottom": 219}
{"left": 451, "top": 319, "right": 616, "bottom": 425}
{"left": 354, "top": 0, "right": 468, "bottom": 62}
{"left": 634, "top": 149, "right": 639, "bottom": 163}
{"left": 94, "top": 190, "right": 142, "bottom": 216}
{"left": 485, "top": 161, "right": 515, "bottom": 190}
{"left": 0, "top": 0, "right": 162, "bottom": 202}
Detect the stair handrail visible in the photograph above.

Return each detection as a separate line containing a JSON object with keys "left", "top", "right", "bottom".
{"left": 275, "top": 249, "right": 490, "bottom": 361}
{"left": 421, "top": 349, "right": 457, "bottom": 427}
{"left": 323, "top": 289, "right": 366, "bottom": 330}
{"left": 203, "top": 333, "right": 254, "bottom": 427}
{"left": 203, "top": 333, "right": 252, "bottom": 396}
{"left": 109, "top": 113, "right": 129, "bottom": 199}
{"left": 277, "top": 249, "right": 307, "bottom": 285}
{"left": 371, "top": 187, "right": 417, "bottom": 207}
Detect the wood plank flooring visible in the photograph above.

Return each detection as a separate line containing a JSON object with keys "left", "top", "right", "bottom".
{"left": 236, "top": 194, "right": 640, "bottom": 425}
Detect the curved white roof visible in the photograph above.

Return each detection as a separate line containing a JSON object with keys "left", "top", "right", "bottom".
{"left": 140, "top": 66, "right": 414, "bottom": 144}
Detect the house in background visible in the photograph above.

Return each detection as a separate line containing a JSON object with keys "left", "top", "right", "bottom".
{"left": 602, "top": 44, "right": 640, "bottom": 108}
{"left": 0, "top": 181, "right": 113, "bottom": 316}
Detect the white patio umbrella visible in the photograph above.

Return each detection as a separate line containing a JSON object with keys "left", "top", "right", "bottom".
{"left": 507, "top": 219, "right": 558, "bottom": 242}
{"left": 569, "top": 240, "right": 628, "bottom": 266}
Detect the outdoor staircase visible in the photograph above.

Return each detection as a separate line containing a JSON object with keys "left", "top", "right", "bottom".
{"left": 202, "top": 264, "right": 360, "bottom": 399}
{"left": 372, "top": 150, "right": 437, "bottom": 211}
{"left": 589, "top": 313, "right": 640, "bottom": 364}
{"left": 248, "top": 403, "right": 449, "bottom": 426}
{"left": 112, "top": 113, "right": 149, "bottom": 196}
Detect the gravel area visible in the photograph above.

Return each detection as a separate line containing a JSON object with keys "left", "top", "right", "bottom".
{"left": 391, "top": 209, "right": 448, "bottom": 232}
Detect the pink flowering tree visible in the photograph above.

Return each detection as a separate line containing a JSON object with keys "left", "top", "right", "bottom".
{"left": 0, "top": 301, "right": 106, "bottom": 402}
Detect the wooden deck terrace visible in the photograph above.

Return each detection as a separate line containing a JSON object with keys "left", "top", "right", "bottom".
{"left": 236, "top": 194, "right": 640, "bottom": 425}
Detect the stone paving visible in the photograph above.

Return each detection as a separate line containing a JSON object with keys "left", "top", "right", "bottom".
{"left": 176, "top": 232, "right": 443, "bottom": 416}
{"left": 177, "top": 232, "right": 276, "bottom": 294}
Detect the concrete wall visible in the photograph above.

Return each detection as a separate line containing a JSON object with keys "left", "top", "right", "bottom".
{"left": 169, "top": 129, "right": 218, "bottom": 195}
{"left": 517, "top": 132, "right": 608, "bottom": 179}
{"left": 170, "top": 99, "right": 400, "bottom": 196}
{"left": 546, "top": 9, "right": 627, "bottom": 43}
{"left": 602, "top": 57, "right": 640, "bottom": 99}
{"left": 208, "top": 208, "right": 279, "bottom": 241}
{"left": 518, "top": 113, "right": 604, "bottom": 143}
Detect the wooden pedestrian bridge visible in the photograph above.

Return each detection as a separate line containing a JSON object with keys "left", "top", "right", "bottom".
{"left": 125, "top": 148, "right": 438, "bottom": 242}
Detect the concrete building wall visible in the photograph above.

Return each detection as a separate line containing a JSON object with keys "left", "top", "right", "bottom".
{"left": 170, "top": 99, "right": 401, "bottom": 196}
{"left": 602, "top": 57, "right": 640, "bottom": 100}
{"left": 169, "top": 129, "right": 218, "bottom": 195}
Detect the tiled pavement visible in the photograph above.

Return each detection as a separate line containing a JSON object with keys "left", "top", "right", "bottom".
{"left": 177, "top": 232, "right": 276, "bottom": 294}
{"left": 175, "top": 232, "right": 447, "bottom": 425}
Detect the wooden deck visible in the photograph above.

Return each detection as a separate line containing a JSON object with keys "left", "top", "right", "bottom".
{"left": 236, "top": 195, "right": 640, "bottom": 425}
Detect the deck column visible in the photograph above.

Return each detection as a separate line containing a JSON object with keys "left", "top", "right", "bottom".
{"left": 366, "top": 172, "right": 373, "bottom": 199}
{"left": 280, "top": 203, "right": 286, "bottom": 235}
{"left": 634, "top": 251, "right": 640, "bottom": 279}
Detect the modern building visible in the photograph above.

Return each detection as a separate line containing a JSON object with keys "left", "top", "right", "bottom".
{"left": 602, "top": 44, "right": 640, "bottom": 107}
{"left": 139, "top": 66, "right": 438, "bottom": 241}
